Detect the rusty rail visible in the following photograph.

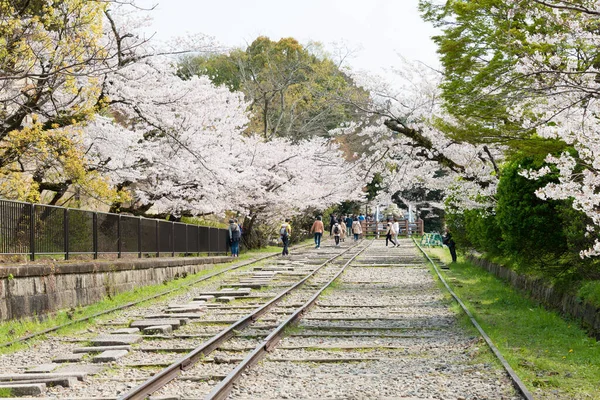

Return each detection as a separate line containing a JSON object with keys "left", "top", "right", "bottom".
{"left": 204, "top": 240, "right": 372, "bottom": 400}
{"left": 413, "top": 239, "right": 533, "bottom": 400}
{"left": 118, "top": 241, "right": 365, "bottom": 400}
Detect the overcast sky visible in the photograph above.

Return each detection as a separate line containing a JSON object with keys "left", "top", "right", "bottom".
{"left": 138, "top": 0, "right": 440, "bottom": 74}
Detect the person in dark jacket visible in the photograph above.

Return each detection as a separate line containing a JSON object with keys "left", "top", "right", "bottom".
{"left": 228, "top": 219, "right": 241, "bottom": 257}
{"left": 443, "top": 229, "right": 457, "bottom": 263}
{"left": 329, "top": 214, "right": 336, "bottom": 236}
{"left": 345, "top": 215, "right": 353, "bottom": 238}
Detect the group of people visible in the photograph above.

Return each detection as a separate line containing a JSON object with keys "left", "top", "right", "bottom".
{"left": 308, "top": 214, "right": 364, "bottom": 248}
{"left": 383, "top": 218, "right": 402, "bottom": 247}
{"left": 233, "top": 214, "right": 457, "bottom": 262}
{"left": 275, "top": 214, "right": 457, "bottom": 263}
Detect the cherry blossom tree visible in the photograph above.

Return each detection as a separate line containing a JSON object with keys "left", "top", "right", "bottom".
{"left": 336, "top": 61, "right": 502, "bottom": 216}
{"left": 0, "top": 0, "right": 218, "bottom": 206}
{"left": 501, "top": 0, "right": 600, "bottom": 256}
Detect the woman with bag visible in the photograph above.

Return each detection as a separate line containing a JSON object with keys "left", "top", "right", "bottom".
{"left": 351, "top": 217, "right": 362, "bottom": 241}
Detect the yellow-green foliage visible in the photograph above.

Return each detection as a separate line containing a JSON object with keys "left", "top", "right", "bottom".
{"left": 0, "top": 1, "right": 128, "bottom": 205}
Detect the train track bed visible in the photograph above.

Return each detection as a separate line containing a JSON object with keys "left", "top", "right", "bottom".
{"left": 223, "top": 239, "right": 522, "bottom": 400}
{"left": 143, "top": 242, "right": 368, "bottom": 399}
{"left": 0, "top": 240, "right": 528, "bottom": 399}
{"left": 0, "top": 244, "right": 360, "bottom": 398}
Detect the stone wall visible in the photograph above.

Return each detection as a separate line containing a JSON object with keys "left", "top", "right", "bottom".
{"left": 0, "top": 257, "right": 230, "bottom": 321}
{"left": 466, "top": 255, "right": 600, "bottom": 339}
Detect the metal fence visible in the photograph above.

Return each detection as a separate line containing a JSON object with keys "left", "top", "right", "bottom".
{"left": 0, "top": 199, "right": 229, "bottom": 260}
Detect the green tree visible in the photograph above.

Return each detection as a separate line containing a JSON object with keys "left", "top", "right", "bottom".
{"left": 179, "top": 37, "right": 368, "bottom": 141}
{"left": 418, "top": 0, "right": 570, "bottom": 156}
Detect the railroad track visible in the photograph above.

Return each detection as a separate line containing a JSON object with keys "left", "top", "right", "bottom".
{"left": 0, "top": 238, "right": 533, "bottom": 399}
{"left": 0, "top": 251, "right": 288, "bottom": 350}
{"left": 0, "top": 240, "right": 365, "bottom": 398}
{"left": 207, "top": 239, "right": 528, "bottom": 399}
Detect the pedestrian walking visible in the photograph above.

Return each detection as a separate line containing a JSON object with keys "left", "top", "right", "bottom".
{"left": 352, "top": 216, "right": 362, "bottom": 241}
{"left": 228, "top": 219, "right": 241, "bottom": 257}
{"left": 280, "top": 219, "right": 292, "bottom": 256}
{"left": 310, "top": 216, "right": 324, "bottom": 249}
{"left": 385, "top": 219, "right": 398, "bottom": 247}
{"left": 393, "top": 217, "right": 400, "bottom": 245}
{"left": 345, "top": 215, "right": 353, "bottom": 238}
{"left": 339, "top": 219, "right": 346, "bottom": 242}
{"left": 332, "top": 221, "right": 342, "bottom": 246}
{"left": 329, "top": 214, "right": 336, "bottom": 236}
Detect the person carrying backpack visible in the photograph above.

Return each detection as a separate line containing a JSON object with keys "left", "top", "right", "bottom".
{"left": 228, "top": 219, "right": 241, "bottom": 257}
{"left": 332, "top": 222, "right": 342, "bottom": 246}
{"left": 280, "top": 218, "right": 292, "bottom": 256}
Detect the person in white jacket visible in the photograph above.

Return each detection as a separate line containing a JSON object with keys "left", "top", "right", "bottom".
{"left": 385, "top": 219, "right": 398, "bottom": 247}
{"left": 351, "top": 217, "right": 362, "bottom": 241}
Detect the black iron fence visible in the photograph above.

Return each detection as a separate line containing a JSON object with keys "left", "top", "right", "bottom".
{"left": 0, "top": 199, "right": 229, "bottom": 260}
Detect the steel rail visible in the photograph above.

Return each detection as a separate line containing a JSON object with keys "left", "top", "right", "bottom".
{"left": 205, "top": 240, "right": 373, "bottom": 400}
{"left": 0, "top": 246, "right": 309, "bottom": 349}
{"left": 118, "top": 241, "right": 364, "bottom": 400}
{"left": 413, "top": 239, "right": 534, "bottom": 400}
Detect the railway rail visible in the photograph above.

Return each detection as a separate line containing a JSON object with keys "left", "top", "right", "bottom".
{"left": 0, "top": 252, "right": 286, "bottom": 349}
{"left": 0, "top": 238, "right": 533, "bottom": 399}
{"left": 413, "top": 239, "right": 534, "bottom": 400}
{"left": 0, "top": 241, "right": 364, "bottom": 398}
{"left": 207, "top": 240, "right": 528, "bottom": 399}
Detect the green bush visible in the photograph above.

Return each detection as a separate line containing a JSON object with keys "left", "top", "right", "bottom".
{"left": 495, "top": 157, "right": 568, "bottom": 271}
{"left": 445, "top": 207, "right": 502, "bottom": 257}
{"left": 466, "top": 209, "right": 502, "bottom": 256}
{"left": 578, "top": 281, "right": 600, "bottom": 308}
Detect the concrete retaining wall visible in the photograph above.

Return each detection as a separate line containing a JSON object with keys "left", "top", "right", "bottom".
{"left": 0, "top": 257, "right": 230, "bottom": 321}
{"left": 466, "top": 254, "right": 600, "bottom": 339}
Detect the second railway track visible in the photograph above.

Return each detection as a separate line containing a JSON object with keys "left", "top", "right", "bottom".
{"left": 0, "top": 238, "right": 532, "bottom": 399}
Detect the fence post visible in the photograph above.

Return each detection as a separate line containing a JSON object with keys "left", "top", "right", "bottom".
{"left": 208, "top": 227, "right": 212, "bottom": 255}
{"left": 185, "top": 225, "right": 189, "bottom": 255}
{"left": 117, "top": 215, "right": 122, "bottom": 259}
{"left": 171, "top": 222, "right": 175, "bottom": 257}
{"left": 156, "top": 220, "right": 160, "bottom": 257}
{"left": 29, "top": 204, "right": 35, "bottom": 261}
{"left": 197, "top": 226, "right": 201, "bottom": 255}
{"left": 64, "top": 208, "right": 69, "bottom": 261}
{"left": 93, "top": 212, "right": 98, "bottom": 260}
{"left": 138, "top": 217, "right": 142, "bottom": 258}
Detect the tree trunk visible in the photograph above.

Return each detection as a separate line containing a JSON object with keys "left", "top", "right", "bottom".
{"left": 241, "top": 213, "right": 258, "bottom": 249}
{"left": 263, "top": 99, "right": 269, "bottom": 138}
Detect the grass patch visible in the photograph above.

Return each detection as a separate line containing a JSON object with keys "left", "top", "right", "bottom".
{"left": 424, "top": 247, "right": 600, "bottom": 399}
{"left": 0, "top": 247, "right": 281, "bottom": 354}
{"left": 282, "top": 323, "right": 302, "bottom": 336}
{"left": 577, "top": 281, "right": 600, "bottom": 309}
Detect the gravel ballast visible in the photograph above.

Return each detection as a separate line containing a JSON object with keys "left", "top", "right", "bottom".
{"left": 227, "top": 239, "right": 522, "bottom": 399}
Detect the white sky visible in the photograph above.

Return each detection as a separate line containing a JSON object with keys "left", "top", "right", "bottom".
{"left": 138, "top": 0, "right": 440, "bottom": 73}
